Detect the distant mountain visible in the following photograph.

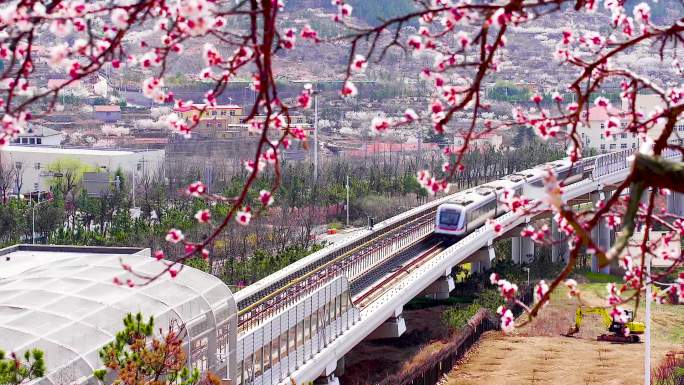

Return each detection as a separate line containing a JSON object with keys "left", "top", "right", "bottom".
{"left": 285, "top": 0, "right": 417, "bottom": 25}
{"left": 285, "top": 0, "right": 682, "bottom": 24}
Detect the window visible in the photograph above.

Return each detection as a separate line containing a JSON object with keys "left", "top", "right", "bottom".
{"left": 279, "top": 330, "right": 288, "bottom": 359}
{"left": 29, "top": 138, "right": 35, "bottom": 144}
{"left": 600, "top": 144, "right": 606, "bottom": 150}
{"left": 600, "top": 123, "right": 605, "bottom": 129}
{"left": 254, "top": 346, "right": 263, "bottom": 378}
{"left": 33, "top": 183, "right": 38, "bottom": 191}
{"left": 600, "top": 134, "right": 605, "bottom": 139}
{"left": 620, "top": 143, "right": 627, "bottom": 149}
{"left": 621, "top": 133, "right": 627, "bottom": 139}
{"left": 21, "top": 137, "right": 28, "bottom": 144}
{"left": 36, "top": 138, "right": 41, "bottom": 144}
{"left": 15, "top": 162, "right": 22, "bottom": 169}
{"left": 271, "top": 337, "right": 280, "bottom": 367}
{"left": 212, "top": 110, "right": 217, "bottom": 115}
{"left": 34, "top": 163, "right": 40, "bottom": 170}
{"left": 610, "top": 143, "right": 616, "bottom": 149}
{"left": 632, "top": 143, "right": 637, "bottom": 148}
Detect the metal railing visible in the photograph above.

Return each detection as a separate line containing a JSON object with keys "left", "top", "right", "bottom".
{"left": 237, "top": 211, "right": 436, "bottom": 331}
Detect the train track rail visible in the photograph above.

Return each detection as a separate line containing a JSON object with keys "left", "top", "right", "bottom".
{"left": 237, "top": 209, "right": 437, "bottom": 330}
{"left": 353, "top": 240, "right": 450, "bottom": 309}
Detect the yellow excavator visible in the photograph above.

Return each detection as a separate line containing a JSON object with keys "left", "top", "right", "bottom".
{"left": 564, "top": 306, "right": 645, "bottom": 343}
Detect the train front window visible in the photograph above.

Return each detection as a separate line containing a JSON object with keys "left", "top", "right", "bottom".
{"left": 440, "top": 209, "right": 461, "bottom": 226}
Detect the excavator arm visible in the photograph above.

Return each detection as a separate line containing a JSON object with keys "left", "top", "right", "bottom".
{"left": 564, "top": 305, "right": 645, "bottom": 342}
{"left": 566, "top": 306, "right": 613, "bottom": 336}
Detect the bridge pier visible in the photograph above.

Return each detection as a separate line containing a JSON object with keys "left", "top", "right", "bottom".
{"left": 511, "top": 236, "right": 534, "bottom": 264}
{"left": 367, "top": 306, "right": 406, "bottom": 340}
{"left": 591, "top": 192, "right": 611, "bottom": 274}
{"left": 551, "top": 220, "right": 569, "bottom": 263}
{"left": 419, "top": 268, "right": 455, "bottom": 299}
{"left": 314, "top": 357, "right": 344, "bottom": 385}
{"left": 314, "top": 374, "right": 340, "bottom": 385}
{"left": 463, "top": 246, "right": 494, "bottom": 273}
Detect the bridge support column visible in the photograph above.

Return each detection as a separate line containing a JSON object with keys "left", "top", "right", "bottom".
{"left": 591, "top": 191, "right": 611, "bottom": 274}
{"left": 314, "top": 374, "right": 340, "bottom": 385}
{"left": 551, "top": 220, "right": 569, "bottom": 263}
{"left": 419, "top": 268, "right": 454, "bottom": 299}
{"left": 367, "top": 306, "right": 406, "bottom": 340}
{"left": 511, "top": 237, "right": 534, "bottom": 264}
{"left": 464, "top": 246, "right": 494, "bottom": 273}
{"left": 314, "top": 357, "right": 344, "bottom": 385}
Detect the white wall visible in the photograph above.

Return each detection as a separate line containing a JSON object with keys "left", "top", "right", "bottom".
{"left": 0, "top": 147, "right": 165, "bottom": 194}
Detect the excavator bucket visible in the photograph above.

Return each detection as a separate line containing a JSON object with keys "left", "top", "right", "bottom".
{"left": 562, "top": 325, "right": 580, "bottom": 337}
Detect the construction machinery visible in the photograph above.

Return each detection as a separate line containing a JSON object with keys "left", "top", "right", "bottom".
{"left": 564, "top": 306, "right": 645, "bottom": 343}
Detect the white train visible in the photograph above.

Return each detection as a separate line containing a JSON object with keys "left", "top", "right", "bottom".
{"left": 435, "top": 159, "right": 588, "bottom": 236}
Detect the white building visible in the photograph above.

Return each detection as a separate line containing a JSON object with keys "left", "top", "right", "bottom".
{"left": 577, "top": 106, "right": 640, "bottom": 153}
{"left": 0, "top": 146, "right": 165, "bottom": 194}
{"left": 625, "top": 94, "right": 684, "bottom": 140}
{"left": 576, "top": 94, "right": 684, "bottom": 154}
{"left": 11, "top": 124, "right": 64, "bottom": 146}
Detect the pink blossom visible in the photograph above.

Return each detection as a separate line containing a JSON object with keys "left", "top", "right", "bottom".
{"left": 565, "top": 279, "right": 580, "bottom": 297}
{"left": 456, "top": 31, "right": 470, "bottom": 49}
{"left": 497, "top": 305, "right": 515, "bottom": 333}
{"left": 534, "top": 280, "right": 549, "bottom": 304}
{"left": 297, "top": 89, "right": 312, "bottom": 109}
{"left": 489, "top": 8, "right": 511, "bottom": 27}
{"left": 372, "top": 117, "right": 391, "bottom": 132}
{"left": 301, "top": 25, "right": 320, "bottom": 42}
{"left": 403, "top": 108, "right": 418, "bottom": 122}
{"left": 166, "top": 229, "right": 184, "bottom": 243}
{"left": 594, "top": 97, "right": 611, "bottom": 109}
{"left": 154, "top": 250, "right": 165, "bottom": 261}
{"left": 352, "top": 54, "right": 367, "bottom": 72}
{"left": 341, "top": 81, "right": 358, "bottom": 97}
{"left": 195, "top": 209, "right": 211, "bottom": 223}
{"left": 488, "top": 219, "right": 503, "bottom": 235}
{"left": 186, "top": 181, "right": 207, "bottom": 197}
{"left": 633, "top": 2, "right": 650, "bottom": 23}
{"left": 236, "top": 207, "right": 252, "bottom": 226}
{"left": 407, "top": 35, "right": 422, "bottom": 50}
{"left": 340, "top": 3, "right": 353, "bottom": 17}
{"left": 259, "top": 190, "right": 274, "bottom": 206}
{"left": 110, "top": 8, "right": 129, "bottom": 29}
{"left": 490, "top": 273, "right": 500, "bottom": 285}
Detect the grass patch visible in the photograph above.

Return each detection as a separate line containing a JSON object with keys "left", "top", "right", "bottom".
{"left": 580, "top": 270, "right": 623, "bottom": 283}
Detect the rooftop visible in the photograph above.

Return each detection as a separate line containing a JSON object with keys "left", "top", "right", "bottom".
{"left": 0, "top": 245, "right": 235, "bottom": 385}
{"left": 3, "top": 146, "right": 164, "bottom": 156}
{"left": 174, "top": 104, "right": 242, "bottom": 112}
{"left": 93, "top": 105, "right": 121, "bottom": 113}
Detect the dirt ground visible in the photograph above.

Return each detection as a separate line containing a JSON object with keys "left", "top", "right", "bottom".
{"left": 444, "top": 283, "right": 684, "bottom": 385}
{"left": 340, "top": 305, "right": 452, "bottom": 385}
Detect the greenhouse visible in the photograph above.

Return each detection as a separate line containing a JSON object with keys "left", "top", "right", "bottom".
{"left": 0, "top": 245, "right": 237, "bottom": 385}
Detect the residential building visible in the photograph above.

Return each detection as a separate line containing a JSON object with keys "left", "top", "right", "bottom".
{"left": 577, "top": 106, "right": 640, "bottom": 153}
{"left": 10, "top": 123, "right": 64, "bottom": 146}
{"left": 622, "top": 94, "right": 684, "bottom": 141}
{"left": 0, "top": 146, "right": 164, "bottom": 194}
{"left": 93, "top": 105, "right": 122, "bottom": 123}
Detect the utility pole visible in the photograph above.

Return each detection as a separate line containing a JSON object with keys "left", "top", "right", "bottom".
{"left": 314, "top": 91, "right": 319, "bottom": 182}
{"left": 345, "top": 174, "right": 350, "bottom": 227}
{"left": 644, "top": 253, "right": 651, "bottom": 385}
